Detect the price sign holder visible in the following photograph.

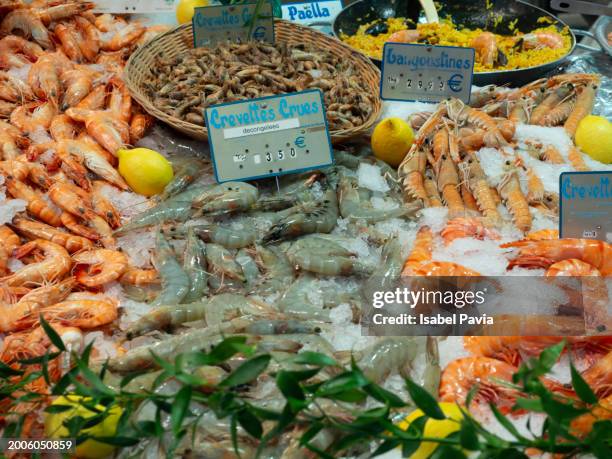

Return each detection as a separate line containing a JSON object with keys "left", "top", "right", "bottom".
{"left": 380, "top": 43, "right": 474, "bottom": 104}
{"left": 559, "top": 171, "right": 612, "bottom": 241}
{"left": 92, "top": 0, "right": 174, "bottom": 14}
{"left": 192, "top": 3, "right": 274, "bottom": 48}
{"left": 205, "top": 89, "right": 333, "bottom": 183}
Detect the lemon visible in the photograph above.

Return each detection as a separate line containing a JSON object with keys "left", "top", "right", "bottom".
{"left": 396, "top": 402, "right": 464, "bottom": 458}
{"left": 575, "top": 115, "right": 612, "bottom": 164}
{"left": 371, "top": 117, "right": 414, "bottom": 167}
{"left": 117, "top": 147, "right": 174, "bottom": 197}
{"left": 44, "top": 395, "right": 123, "bottom": 459}
{"left": 176, "top": 0, "right": 209, "bottom": 24}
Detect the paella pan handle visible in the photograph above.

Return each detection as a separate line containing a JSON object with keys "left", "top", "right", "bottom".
{"left": 550, "top": 0, "right": 612, "bottom": 16}
{"left": 573, "top": 27, "right": 612, "bottom": 57}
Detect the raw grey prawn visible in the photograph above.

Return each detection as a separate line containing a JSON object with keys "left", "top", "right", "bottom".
{"left": 167, "top": 222, "right": 258, "bottom": 249}
{"left": 205, "top": 243, "right": 246, "bottom": 291}
{"left": 181, "top": 228, "right": 208, "bottom": 303}
{"left": 286, "top": 235, "right": 373, "bottom": 276}
{"left": 156, "top": 158, "right": 205, "bottom": 202}
{"left": 151, "top": 232, "right": 190, "bottom": 306}
{"left": 251, "top": 245, "right": 295, "bottom": 294}
{"left": 262, "top": 187, "right": 339, "bottom": 244}
{"left": 338, "top": 173, "right": 419, "bottom": 223}
{"left": 192, "top": 181, "right": 259, "bottom": 216}
{"left": 126, "top": 293, "right": 277, "bottom": 339}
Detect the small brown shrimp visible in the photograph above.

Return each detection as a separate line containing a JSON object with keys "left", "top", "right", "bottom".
{"left": 498, "top": 162, "right": 531, "bottom": 233}
{"left": 65, "top": 107, "right": 129, "bottom": 154}
{"left": 11, "top": 216, "right": 93, "bottom": 253}
{"left": 471, "top": 32, "right": 497, "bottom": 67}
{"left": 49, "top": 114, "right": 79, "bottom": 141}
{"left": 120, "top": 267, "right": 160, "bottom": 285}
{"left": 436, "top": 155, "right": 465, "bottom": 218}
{"left": 568, "top": 146, "right": 590, "bottom": 171}
{"left": 72, "top": 248, "right": 128, "bottom": 287}
{"left": 522, "top": 31, "right": 565, "bottom": 50}
{"left": 91, "top": 181, "right": 121, "bottom": 228}
{"left": 10, "top": 101, "right": 56, "bottom": 133}
{"left": 74, "top": 15, "right": 100, "bottom": 62}
{"left": 387, "top": 29, "right": 420, "bottom": 43}
{"left": 412, "top": 261, "right": 481, "bottom": 277}
{"left": 401, "top": 226, "right": 433, "bottom": 276}
{"left": 503, "top": 238, "right": 612, "bottom": 275}
{"left": 15, "top": 297, "right": 118, "bottom": 330}
{"left": 1, "top": 239, "right": 71, "bottom": 286}
{"left": 564, "top": 83, "right": 597, "bottom": 139}
{"left": 101, "top": 22, "right": 146, "bottom": 51}
{"left": 441, "top": 217, "right": 500, "bottom": 245}
{"left": 4, "top": 176, "right": 62, "bottom": 226}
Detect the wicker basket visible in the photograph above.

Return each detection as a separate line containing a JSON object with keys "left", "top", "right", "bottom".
{"left": 124, "top": 20, "right": 382, "bottom": 143}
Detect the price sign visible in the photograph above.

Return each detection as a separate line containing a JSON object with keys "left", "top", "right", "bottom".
{"left": 192, "top": 3, "right": 274, "bottom": 48}
{"left": 559, "top": 171, "right": 612, "bottom": 241}
{"left": 205, "top": 90, "right": 333, "bottom": 183}
{"left": 380, "top": 43, "right": 475, "bottom": 103}
{"left": 281, "top": 1, "right": 343, "bottom": 26}
{"left": 92, "top": 0, "right": 174, "bottom": 14}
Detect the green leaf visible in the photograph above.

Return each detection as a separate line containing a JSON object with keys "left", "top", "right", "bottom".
{"left": 401, "top": 439, "right": 421, "bottom": 458}
{"left": 247, "top": 404, "right": 281, "bottom": 421}
{"left": 537, "top": 341, "right": 565, "bottom": 374}
{"left": 207, "top": 336, "right": 251, "bottom": 364}
{"left": 331, "top": 388, "right": 367, "bottom": 403}
{"left": 91, "top": 436, "right": 140, "bottom": 447}
{"left": 514, "top": 397, "right": 544, "bottom": 412}
{"left": 76, "top": 358, "right": 115, "bottom": 396}
{"left": 315, "top": 372, "right": 368, "bottom": 398}
{"left": 230, "top": 414, "right": 241, "bottom": 459}
{"left": 171, "top": 385, "right": 192, "bottom": 435}
{"left": 570, "top": 362, "right": 597, "bottom": 404}
{"left": 540, "top": 391, "right": 588, "bottom": 421}
{"left": 428, "top": 444, "right": 468, "bottom": 459}
{"left": 405, "top": 378, "right": 445, "bottom": 420}
{"left": 364, "top": 383, "right": 407, "bottom": 408}
{"left": 299, "top": 423, "right": 323, "bottom": 446}
{"left": 237, "top": 408, "right": 263, "bottom": 439}
{"left": 292, "top": 351, "right": 337, "bottom": 367}
{"left": 0, "top": 361, "right": 23, "bottom": 377}
{"left": 40, "top": 315, "right": 66, "bottom": 351}
{"left": 44, "top": 404, "right": 73, "bottom": 414}
{"left": 371, "top": 438, "right": 401, "bottom": 456}
{"left": 489, "top": 404, "right": 527, "bottom": 441}
{"left": 492, "top": 448, "right": 529, "bottom": 459}
{"left": 276, "top": 371, "right": 305, "bottom": 401}
{"left": 459, "top": 419, "right": 480, "bottom": 450}
{"left": 220, "top": 354, "right": 270, "bottom": 388}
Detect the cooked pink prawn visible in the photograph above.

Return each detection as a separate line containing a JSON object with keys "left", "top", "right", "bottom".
{"left": 441, "top": 217, "right": 500, "bottom": 245}
{"left": 0, "top": 35, "right": 43, "bottom": 68}
{"left": 60, "top": 66, "right": 97, "bottom": 109}
{"left": 522, "top": 31, "right": 565, "bottom": 50}
{"left": 503, "top": 238, "right": 612, "bottom": 276}
{"left": 27, "top": 51, "right": 70, "bottom": 103}
{"left": 49, "top": 114, "right": 79, "bottom": 140}
{"left": 101, "top": 22, "right": 146, "bottom": 51}
{"left": 10, "top": 100, "right": 56, "bottom": 133}
{"left": 1, "top": 239, "right": 71, "bottom": 287}
{"left": 0, "top": 70, "right": 36, "bottom": 103}
{"left": 74, "top": 15, "right": 100, "bottom": 62}
{"left": 65, "top": 108, "right": 129, "bottom": 154}
{"left": 73, "top": 248, "right": 128, "bottom": 287}
{"left": 387, "top": 29, "right": 420, "bottom": 43}
{"left": 471, "top": 32, "right": 498, "bottom": 67}
{"left": 14, "top": 297, "right": 118, "bottom": 330}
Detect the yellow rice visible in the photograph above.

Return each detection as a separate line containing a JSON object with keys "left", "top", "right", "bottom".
{"left": 340, "top": 19, "right": 571, "bottom": 72}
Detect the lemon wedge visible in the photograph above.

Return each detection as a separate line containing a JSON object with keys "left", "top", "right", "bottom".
{"left": 575, "top": 115, "right": 612, "bottom": 164}
{"left": 176, "top": 0, "right": 209, "bottom": 24}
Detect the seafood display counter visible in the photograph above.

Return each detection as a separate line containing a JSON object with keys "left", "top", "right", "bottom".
{"left": 0, "top": 1, "right": 611, "bottom": 458}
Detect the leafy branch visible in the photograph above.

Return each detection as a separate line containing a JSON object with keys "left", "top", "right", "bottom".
{"left": 1, "top": 319, "right": 611, "bottom": 458}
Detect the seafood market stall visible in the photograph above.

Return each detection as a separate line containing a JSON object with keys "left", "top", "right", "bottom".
{"left": 0, "top": 0, "right": 611, "bottom": 458}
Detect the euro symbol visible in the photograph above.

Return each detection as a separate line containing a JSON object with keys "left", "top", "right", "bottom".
{"left": 252, "top": 26, "right": 266, "bottom": 41}
{"left": 447, "top": 74, "right": 463, "bottom": 93}
{"left": 295, "top": 136, "right": 305, "bottom": 148}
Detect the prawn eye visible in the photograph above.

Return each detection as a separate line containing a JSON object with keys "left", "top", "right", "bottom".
{"left": 468, "top": 159, "right": 473, "bottom": 163}
{"left": 441, "top": 155, "right": 447, "bottom": 160}
{"left": 505, "top": 160, "right": 511, "bottom": 165}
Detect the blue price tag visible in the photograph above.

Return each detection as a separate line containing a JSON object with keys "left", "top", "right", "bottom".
{"left": 281, "top": 0, "right": 343, "bottom": 26}
{"left": 559, "top": 171, "right": 612, "bottom": 241}
{"left": 192, "top": 2, "right": 274, "bottom": 47}
{"left": 380, "top": 43, "right": 475, "bottom": 104}
{"left": 205, "top": 90, "right": 334, "bottom": 183}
